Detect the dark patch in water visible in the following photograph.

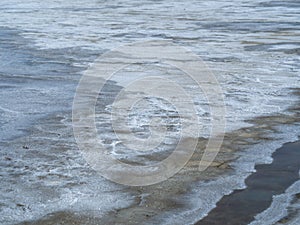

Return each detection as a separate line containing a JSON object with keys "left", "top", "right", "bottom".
{"left": 196, "top": 141, "right": 300, "bottom": 225}
{"left": 0, "top": 26, "right": 104, "bottom": 141}
{"left": 207, "top": 57, "right": 241, "bottom": 63}
{"left": 244, "top": 42, "right": 300, "bottom": 55}
{"left": 259, "top": 1, "right": 300, "bottom": 8}
{"left": 111, "top": 32, "right": 148, "bottom": 38}
{"left": 0, "top": 27, "right": 102, "bottom": 80}
{"left": 198, "top": 21, "right": 300, "bottom": 33}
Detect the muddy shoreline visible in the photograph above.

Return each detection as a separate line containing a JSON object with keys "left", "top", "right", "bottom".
{"left": 14, "top": 89, "right": 300, "bottom": 225}
{"left": 197, "top": 140, "right": 300, "bottom": 225}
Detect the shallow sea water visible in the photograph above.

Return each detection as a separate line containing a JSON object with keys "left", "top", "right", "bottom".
{"left": 0, "top": 0, "right": 299, "bottom": 224}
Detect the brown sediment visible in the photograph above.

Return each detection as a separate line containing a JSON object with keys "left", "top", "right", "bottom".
{"left": 17, "top": 211, "right": 102, "bottom": 225}
{"left": 94, "top": 89, "right": 300, "bottom": 225}
{"left": 16, "top": 89, "right": 300, "bottom": 225}
{"left": 194, "top": 90, "right": 300, "bottom": 225}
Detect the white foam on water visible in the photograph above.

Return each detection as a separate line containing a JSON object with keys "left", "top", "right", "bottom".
{"left": 0, "top": 0, "right": 299, "bottom": 135}
{"left": 249, "top": 174, "right": 300, "bottom": 225}
{"left": 0, "top": 176, "right": 135, "bottom": 224}
{"left": 1, "top": 0, "right": 300, "bottom": 224}
{"left": 150, "top": 123, "right": 300, "bottom": 225}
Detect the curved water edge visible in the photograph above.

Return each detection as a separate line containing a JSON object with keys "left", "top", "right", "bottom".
{"left": 6, "top": 92, "right": 300, "bottom": 225}
{"left": 0, "top": 0, "right": 300, "bottom": 224}
{"left": 197, "top": 140, "right": 300, "bottom": 225}
{"left": 145, "top": 95, "right": 300, "bottom": 225}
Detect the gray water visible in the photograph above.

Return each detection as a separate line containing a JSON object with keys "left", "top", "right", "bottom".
{"left": 0, "top": 0, "right": 300, "bottom": 224}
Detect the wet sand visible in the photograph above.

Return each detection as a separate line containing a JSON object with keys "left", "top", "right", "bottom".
{"left": 14, "top": 90, "right": 300, "bottom": 225}
{"left": 196, "top": 140, "right": 300, "bottom": 225}
{"left": 1, "top": 1, "right": 300, "bottom": 223}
